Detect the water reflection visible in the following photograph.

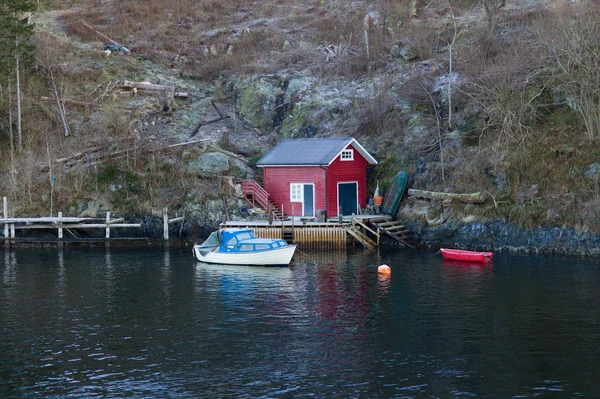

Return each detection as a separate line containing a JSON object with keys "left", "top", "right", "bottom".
{"left": 2, "top": 248, "right": 600, "bottom": 398}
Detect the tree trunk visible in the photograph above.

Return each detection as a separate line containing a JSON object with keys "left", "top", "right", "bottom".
{"left": 481, "top": 0, "right": 493, "bottom": 23}
{"left": 8, "top": 76, "right": 14, "bottom": 159}
{"left": 16, "top": 50, "right": 22, "bottom": 151}
{"left": 447, "top": 1, "right": 458, "bottom": 131}
{"left": 50, "top": 68, "right": 70, "bottom": 137}
{"left": 411, "top": 0, "right": 419, "bottom": 18}
{"left": 423, "top": 86, "right": 445, "bottom": 184}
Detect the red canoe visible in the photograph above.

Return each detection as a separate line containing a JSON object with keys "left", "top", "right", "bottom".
{"left": 440, "top": 248, "right": 493, "bottom": 262}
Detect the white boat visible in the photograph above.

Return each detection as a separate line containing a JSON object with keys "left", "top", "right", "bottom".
{"left": 192, "top": 228, "right": 296, "bottom": 266}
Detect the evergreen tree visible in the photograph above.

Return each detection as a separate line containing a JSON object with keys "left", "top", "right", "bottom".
{"left": 0, "top": 0, "right": 35, "bottom": 83}
{"left": 0, "top": 0, "right": 36, "bottom": 150}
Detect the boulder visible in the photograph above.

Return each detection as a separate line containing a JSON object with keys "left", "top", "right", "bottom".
{"left": 188, "top": 152, "right": 230, "bottom": 177}
{"left": 584, "top": 163, "right": 600, "bottom": 181}
{"left": 400, "top": 45, "right": 418, "bottom": 61}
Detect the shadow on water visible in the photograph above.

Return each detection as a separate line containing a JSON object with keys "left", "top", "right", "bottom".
{"left": 2, "top": 246, "right": 600, "bottom": 397}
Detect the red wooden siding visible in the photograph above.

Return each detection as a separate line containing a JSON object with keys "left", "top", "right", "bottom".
{"left": 326, "top": 144, "right": 369, "bottom": 216}
{"left": 261, "top": 142, "right": 373, "bottom": 217}
{"left": 263, "top": 167, "right": 327, "bottom": 217}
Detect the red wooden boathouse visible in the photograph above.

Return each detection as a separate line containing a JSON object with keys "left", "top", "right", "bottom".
{"left": 254, "top": 137, "right": 378, "bottom": 218}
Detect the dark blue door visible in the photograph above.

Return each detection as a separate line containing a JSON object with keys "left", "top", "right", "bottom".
{"left": 303, "top": 184, "right": 314, "bottom": 217}
{"left": 338, "top": 183, "right": 358, "bottom": 215}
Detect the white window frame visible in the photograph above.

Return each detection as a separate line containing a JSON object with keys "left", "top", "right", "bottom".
{"left": 340, "top": 149, "right": 354, "bottom": 161}
{"left": 290, "top": 183, "right": 315, "bottom": 217}
{"left": 290, "top": 183, "right": 303, "bottom": 202}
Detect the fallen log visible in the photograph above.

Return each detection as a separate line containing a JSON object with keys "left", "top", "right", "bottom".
{"left": 80, "top": 21, "right": 131, "bottom": 53}
{"left": 408, "top": 189, "right": 485, "bottom": 204}
{"left": 148, "top": 137, "right": 212, "bottom": 152}
{"left": 54, "top": 144, "right": 107, "bottom": 164}
{"left": 122, "top": 80, "right": 175, "bottom": 93}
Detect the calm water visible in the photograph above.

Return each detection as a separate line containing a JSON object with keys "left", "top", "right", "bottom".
{"left": 1, "top": 246, "right": 600, "bottom": 398}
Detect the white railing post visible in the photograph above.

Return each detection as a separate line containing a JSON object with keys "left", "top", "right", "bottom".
{"left": 163, "top": 207, "right": 169, "bottom": 241}
{"left": 106, "top": 211, "right": 111, "bottom": 239}
{"left": 58, "top": 212, "right": 63, "bottom": 239}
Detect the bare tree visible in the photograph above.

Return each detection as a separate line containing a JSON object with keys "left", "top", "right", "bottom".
{"left": 547, "top": 3, "right": 600, "bottom": 139}
{"left": 481, "top": 0, "right": 506, "bottom": 25}
{"left": 463, "top": 75, "right": 545, "bottom": 151}
{"left": 16, "top": 40, "right": 22, "bottom": 150}
{"left": 447, "top": 1, "right": 458, "bottom": 130}
{"left": 49, "top": 67, "right": 70, "bottom": 137}
{"left": 418, "top": 82, "right": 446, "bottom": 184}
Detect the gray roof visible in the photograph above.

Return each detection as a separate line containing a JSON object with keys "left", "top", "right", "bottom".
{"left": 257, "top": 137, "right": 377, "bottom": 166}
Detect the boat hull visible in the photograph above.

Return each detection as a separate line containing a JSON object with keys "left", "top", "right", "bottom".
{"left": 193, "top": 244, "right": 297, "bottom": 266}
{"left": 440, "top": 248, "right": 493, "bottom": 262}
{"left": 382, "top": 171, "right": 408, "bottom": 215}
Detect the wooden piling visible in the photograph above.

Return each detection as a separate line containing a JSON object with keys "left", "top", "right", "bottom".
{"left": 163, "top": 207, "right": 169, "bottom": 241}
{"left": 58, "top": 212, "right": 63, "bottom": 239}
{"left": 224, "top": 221, "right": 347, "bottom": 249}
{"left": 106, "top": 211, "right": 111, "bottom": 239}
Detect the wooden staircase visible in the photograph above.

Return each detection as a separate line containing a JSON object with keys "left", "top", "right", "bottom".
{"left": 267, "top": 201, "right": 285, "bottom": 220}
{"left": 369, "top": 218, "right": 416, "bottom": 248}
{"left": 344, "top": 217, "right": 380, "bottom": 249}
{"left": 240, "top": 180, "right": 284, "bottom": 220}
{"left": 346, "top": 225, "right": 377, "bottom": 249}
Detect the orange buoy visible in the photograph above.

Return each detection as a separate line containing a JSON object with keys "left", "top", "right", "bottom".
{"left": 378, "top": 264, "right": 391, "bottom": 275}
{"left": 373, "top": 195, "right": 384, "bottom": 206}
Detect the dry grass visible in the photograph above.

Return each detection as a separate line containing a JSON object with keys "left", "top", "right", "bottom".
{"left": 5, "top": 0, "right": 600, "bottom": 228}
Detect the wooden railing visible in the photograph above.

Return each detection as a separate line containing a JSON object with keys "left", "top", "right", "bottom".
{"left": 350, "top": 213, "right": 380, "bottom": 247}
{"left": 240, "top": 180, "right": 270, "bottom": 210}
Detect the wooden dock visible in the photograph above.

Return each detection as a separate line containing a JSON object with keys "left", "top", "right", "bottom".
{"left": 1, "top": 197, "right": 181, "bottom": 244}
{"left": 222, "top": 214, "right": 414, "bottom": 249}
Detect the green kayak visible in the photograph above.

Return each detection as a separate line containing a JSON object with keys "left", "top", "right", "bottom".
{"left": 382, "top": 171, "right": 408, "bottom": 216}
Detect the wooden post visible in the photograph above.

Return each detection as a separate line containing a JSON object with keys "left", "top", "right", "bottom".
{"left": 292, "top": 204, "right": 295, "bottom": 228}
{"left": 10, "top": 223, "right": 15, "bottom": 239}
{"left": 58, "top": 212, "right": 63, "bottom": 239}
{"left": 163, "top": 207, "right": 169, "bottom": 241}
{"left": 3, "top": 197, "right": 7, "bottom": 240}
{"left": 105, "top": 211, "right": 111, "bottom": 239}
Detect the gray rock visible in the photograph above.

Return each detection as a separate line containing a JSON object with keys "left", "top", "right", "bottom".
{"left": 282, "top": 40, "right": 291, "bottom": 51}
{"left": 400, "top": 45, "right": 418, "bottom": 61}
{"left": 298, "top": 41, "right": 312, "bottom": 50}
{"left": 189, "top": 152, "right": 230, "bottom": 177}
{"left": 584, "top": 163, "right": 600, "bottom": 181}
{"left": 390, "top": 44, "right": 401, "bottom": 58}
{"left": 410, "top": 218, "right": 600, "bottom": 256}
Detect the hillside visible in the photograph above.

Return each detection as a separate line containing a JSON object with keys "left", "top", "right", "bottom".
{"left": 2, "top": 0, "right": 600, "bottom": 238}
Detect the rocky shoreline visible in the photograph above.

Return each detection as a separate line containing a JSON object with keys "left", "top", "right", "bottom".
{"left": 408, "top": 219, "right": 600, "bottom": 257}
{"left": 4, "top": 209, "right": 600, "bottom": 257}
